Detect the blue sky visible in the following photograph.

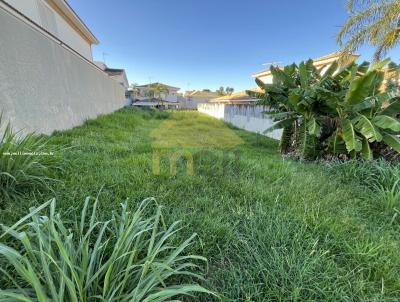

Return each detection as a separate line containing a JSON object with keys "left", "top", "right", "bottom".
{"left": 69, "top": 0, "right": 400, "bottom": 92}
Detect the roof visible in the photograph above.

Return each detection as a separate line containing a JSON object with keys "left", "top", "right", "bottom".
{"left": 252, "top": 51, "right": 360, "bottom": 78}
{"left": 104, "top": 68, "right": 125, "bottom": 76}
{"left": 211, "top": 88, "right": 262, "bottom": 103}
{"left": 187, "top": 90, "right": 220, "bottom": 98}
{"left": 134, "top": 98, "right": 178, "bottom": 104}
{"left": 313, "top": 52, "right": 344, "bottom": 62}
{"left": 252, "top": 66, "right": 284, "bottom": 78}
{"left": 312, "top": 51, "right": 360, "bottom": 67}
{"left": 137, "top": 83, "right": 180, "bottom": 90}
{"left": 48, "top": 0, "right": 99, "bottom": 44}
{"left": 133, "top": 101, "right": 158, "bottom": 107}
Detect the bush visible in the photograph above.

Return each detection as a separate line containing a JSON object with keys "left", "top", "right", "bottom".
{"left": 0, "top": 197, "right": 213, "bottom": 301}
{"left": 0, "top": 120, "right": 61, "bottom": 203}
{"left": 250, "top": 59, "right": 400, "bottom": 160}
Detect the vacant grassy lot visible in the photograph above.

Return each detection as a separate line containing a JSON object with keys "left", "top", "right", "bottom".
{"left": 2, "top": 108, "right": 400, "bottom": 301}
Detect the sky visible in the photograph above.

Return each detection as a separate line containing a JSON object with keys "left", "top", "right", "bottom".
{"left": 69, "top": 0, "right": 400, "bottom": 92}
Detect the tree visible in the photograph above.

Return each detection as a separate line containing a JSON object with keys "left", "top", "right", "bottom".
{"left": 337, "top": 0, "right": 400, "bottom": 62}
{"left": 148, "top": 83, "right": 169, "bottom": 108}
{"left": 129, "top": 83, "right": 140, "bottom": 100}
{"left": 216, "top": 86, "right": 226, "bottom": 96}
{"left": 225, "top": 87, "right": 234, "bottom": 95}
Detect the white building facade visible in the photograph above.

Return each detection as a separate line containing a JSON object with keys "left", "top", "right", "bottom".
{"left": 3, "top": 0, "right": 98, "bottom": 60}
{"left": 136, "top": 83, "right": 180, "bottom": 103}
{"left": 0, "top": 0, "right": 125, "bottom": 134}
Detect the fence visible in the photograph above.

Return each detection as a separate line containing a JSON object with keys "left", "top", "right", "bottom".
{"left": 198, "top": 103, "right": 282, "bottom": 140}
{"left": 0, "top": 3, "right": 125, "bottom": 135}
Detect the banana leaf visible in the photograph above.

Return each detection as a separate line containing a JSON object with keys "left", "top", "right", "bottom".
{"left": 353, "top": 114, "right": 382, "bottom": 142}
{"left": 357, "top": 61, "right": 370, "bottom": 74}
{"left": 371, "top": 58, "right": 391, "bottom": 71}
{"left": 264, "top": 111, "right": 296, "bottom": 121}
{"left": 299, "top": 62, "right": 308, "bottom": 88}
{"left": 328, "top": 131, "right": 347, "bottom": 154}
{"left": 255, "top": 78, "right": 265, "bottom": 90}
{"left": 342, "top": 119, "right": 362, "bottom": 152}
{"left": 307, "top": 118, "right": 321, "bottom": 136}
{"left": 264, "top": 118, "right": 296, "bottom": 133}
{"left": 345, "top": 71, "right": 378, "bottom": 105}
{"left": 271, "top": 66, "right": 295, "bottom": 87}
{"left": 380, "top": 98, "right": 400, "bottom": 116}
{"left": 373, "top": 115, "right": 400, "bottom": 131}
{"left": 382, "top": 133, "right": 400, "bottom": 153}
{"left": 322, "top": 61, "right": 339, "bottom": 78}
{"left": 361, "top": 137, "right": 373, "bottom": 160}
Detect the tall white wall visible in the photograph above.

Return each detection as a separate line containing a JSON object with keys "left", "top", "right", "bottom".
{"left": 198, "top": 103, "right": 282, "bottom": 140}
{"left": 4, "top": 0, "right": 93, "bottom": 60}
{"left": 0, "top": 6, "right": 125, "bottom": 134}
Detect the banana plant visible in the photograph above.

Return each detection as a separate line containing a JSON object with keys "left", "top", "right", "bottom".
{"left": 254, "top": 60, "right": 329, "bottom": 158}
{"left": 321, "top": 59, "right": 400, "bottom": 159}
{"left": 250, "top": 58, "right": 400, "bottom": 160}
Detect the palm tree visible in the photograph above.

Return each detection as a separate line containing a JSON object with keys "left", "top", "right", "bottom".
{"left": 149, "top": 83, "right": 169, "bottom": 109}
{"left": 129, "top": 83, "right": 140, "bottom": 100}
{"left": 337, "top": 0, "right": 400, "bottom": 61}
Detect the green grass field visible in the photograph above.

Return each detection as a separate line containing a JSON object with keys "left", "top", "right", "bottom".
{"left": 2, "top": 107, "right": 400, "bottom": 301}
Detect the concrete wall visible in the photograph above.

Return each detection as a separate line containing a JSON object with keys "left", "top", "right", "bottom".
{"left": 4, "top": 0, "right": 93, "bottom": 60}
{"left": 198, "top": 103, "right": 282, "bottom": 140}
{"left": 0, "top": 5, "right": 125, "bottom": 134}
{"left": 177, "top": 96, "right": 194, "bottom": 109}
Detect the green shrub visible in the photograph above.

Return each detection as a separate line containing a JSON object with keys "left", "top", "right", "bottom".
{"left": 250, "top": 59, "right": 400, "bottom": 160}
{"left": 0, "top": 121, "right": 62, "bottom": 203}
{"left": 0, "top": 197, "right": 213, "bottom": 301}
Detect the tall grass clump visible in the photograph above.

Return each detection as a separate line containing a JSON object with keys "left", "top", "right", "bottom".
{"left": 0, "top": 120, "right": 61, "bottom": 203}
{"left": 0, "top": 197, "right": 213, "bottom": 301}
{"left": 327, "top": 159, "right": 400, "bottom": 210}
{"left": 213, "top": 208, "right": 359, "bottom": 301}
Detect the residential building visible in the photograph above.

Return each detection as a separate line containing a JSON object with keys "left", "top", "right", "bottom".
{"left": 132, "top": 98, "right": 179, "bottom": 109}
{"left": 210, "top": 89, "right": 262, "bottom": 105}
{"left": 95, "top": 61, "right": 129, "bottom": 90}
{"left": 253, "top": 52, "right": 360, "bottom": 84}
{"left": 180, "top": 90, "right": 220, "bottom": 109}
{"left": 0, "top": 0, "right": 125, "bottom": 134}
{"left": 131, "top": 83, "right": 180, "bottom": 109}
{"left": 382, "top": 66, "right": 400, "bottom": 93}
{"left": 136, "top": 83, "right": 180, "bottom": 102}
{"left": 3, "top": 0, "right": 98, "bottom": 61}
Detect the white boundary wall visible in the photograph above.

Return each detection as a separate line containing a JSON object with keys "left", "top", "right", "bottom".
{"left": 198, "top": 103, "right": 282, "bottom": 140}
{"left": 0, "top": 4, "right": 125, "bottom": 134}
